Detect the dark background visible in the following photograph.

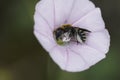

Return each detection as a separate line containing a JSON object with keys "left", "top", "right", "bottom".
{"left": 0, "top": 0, "right": 120, "bottom": 80}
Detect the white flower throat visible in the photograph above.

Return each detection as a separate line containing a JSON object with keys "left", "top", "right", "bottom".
{"left": 53, "top": 24, "right": 91, "bottom": 45}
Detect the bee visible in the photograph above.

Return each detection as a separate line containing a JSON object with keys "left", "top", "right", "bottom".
{"left": 53, "top": 24, "right": 91, "bottom": 45}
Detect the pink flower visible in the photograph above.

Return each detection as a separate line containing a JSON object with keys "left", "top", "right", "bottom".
{"left": 34, "top": 0, "right": 110, "bottom": 72}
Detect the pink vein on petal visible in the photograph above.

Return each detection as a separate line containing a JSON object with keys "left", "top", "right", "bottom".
{"left": 52, "top": 0, "right": 56, "bottom": 29}
{"left": 34, "top": 29, "right": 58, "bottom": 52}
{"left": 36, "top": 11, "right": 53, "bottom": 31}
{"left": 66, "top": 0, "right": 76, "bottom": 23}
{"left": 68, "top": 47, "right": 90, "bottom": 66}
{"left": 34, "top": 29, "right": 54, "bottom": 43}
{"left": 84, "top": 40, "right": 105, "bottom": 54}
{"left": 49, "top": 44, "right": 58, "bottom": 53}
{"left": 72, "top": 8, "right": 96, "bottom": 25}
{"left": 65, "top": 48, "right": 69, "bottom": 70}
{"left": 84, "top": 30, "right": 108, "bottom": 53}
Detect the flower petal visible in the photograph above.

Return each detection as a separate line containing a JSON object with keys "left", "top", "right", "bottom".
{"left": 49, "top": 46, "right": 67, "bottom": 70}
{"left": 53, "top": 0, "right": 75, "bottom": 27}
{"left": 35, "top": 0, "right": 54, "bottom": 30}
{"left": 69, "top": 44, "right": 105, "bottom": 70}
{"left": 86, "top": 29, "right": 110, "bottom": 54}
{"left": 34, "top": 12, "right": 52, "bottom": 37}
{"left": 64, "top": 48, "right": 89, "bottom": 72}
{"left": 67, "top": 0, "right": 95, "bottom": 24}
{"left": 72, "top": 8, "right": 105, "bottom": 32}
{"left": 34, "top": 11, "right": 57, "bottom": 52}
{"left": 49, "top": 43, "right": 106, "bottom": 72}
{"left": 49, "top": 46, "right": 89, "bottom": 72}
{"left": 34, "top": 30, "right": 56, "bottom": 52}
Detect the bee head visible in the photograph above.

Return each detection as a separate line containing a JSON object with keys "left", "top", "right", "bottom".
{"left": 53, "top": 26, "right": 72, "bottom": 45}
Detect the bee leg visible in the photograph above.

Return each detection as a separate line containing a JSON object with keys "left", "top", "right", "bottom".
{"left": 76, "top": 41, "right": 79, "bottom": 45}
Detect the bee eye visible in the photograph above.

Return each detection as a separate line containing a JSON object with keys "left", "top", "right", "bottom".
{"left": 54, "top": 28, "right": 64, "bottom": 40}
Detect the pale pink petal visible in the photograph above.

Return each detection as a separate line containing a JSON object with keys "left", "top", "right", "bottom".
{"left": 35, "top": 0, "right": 54, "bottom": 30}
{"left": 64, "top": 48, "right": 89, "bottom": 72}
{"left": 67, "top": 0, "right": 95, "bottom": 24}
{"left": 49, "top": 46, "right": 67, "bottom": 70}
{"left": 53, "top": 0, "right": 75, "bottom": 27}
{"left": 72, "top": 8, "right": 105, "bottom": 32}
{"left": 34, "top": 30, "right": 56, "bottom": 52}
{"left": 86, "top": 29, "right": 110, "bottom": 54}
{"left": 68, "top": 44, "right": 105, "bottom": 69}
{"left": 49, "top": 43, "right": 106, "bottom": 72}
{"left": 49, "top": 46, "right": 89, "bottom": 72}
{"left": 34, "top": 11, "right": 57, "bottom": 52}
{"left": 34, "top": 12, "right": 52, "bottom": 37}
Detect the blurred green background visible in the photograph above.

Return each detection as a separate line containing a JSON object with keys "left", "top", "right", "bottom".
{"left": 0, "top": 0, "right": 120, "bottom": 80}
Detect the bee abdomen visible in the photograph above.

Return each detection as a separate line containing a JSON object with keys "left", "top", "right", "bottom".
{"left": 77, "top": 28, "right": 90, "bottom": 43}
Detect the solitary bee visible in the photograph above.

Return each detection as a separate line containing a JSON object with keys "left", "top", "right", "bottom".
{"left": 53, "top": 24, "right": 91, "bottom": 45}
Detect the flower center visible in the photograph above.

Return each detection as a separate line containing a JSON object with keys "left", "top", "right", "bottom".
{"left": 53, "top": 24, "right": 90, "bottom": 45}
